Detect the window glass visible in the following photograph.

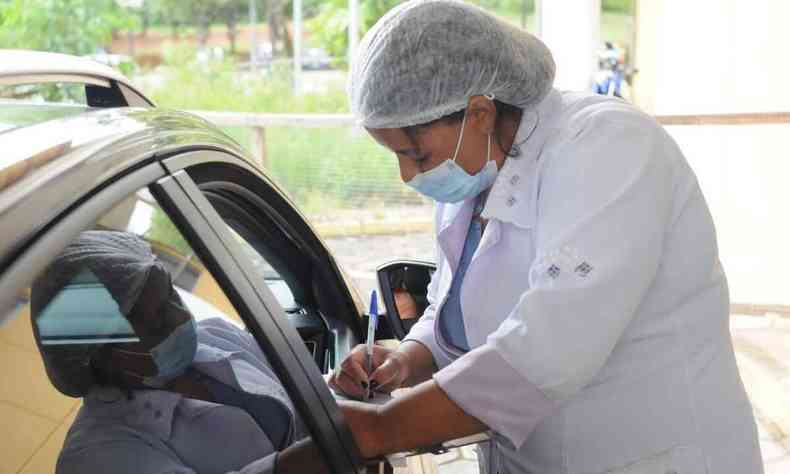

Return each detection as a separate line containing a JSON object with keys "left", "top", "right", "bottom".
{"left": 211, "top": 203, "right": 335, "bottom": 372}
{"left": 227, "top": 225, "right": 297, "bottom": 311}
{"left": 0, "top": 186, "right": 330, "bottom": 474}
{"left": 0, "top": 82, "right": 88, "bottom": 105}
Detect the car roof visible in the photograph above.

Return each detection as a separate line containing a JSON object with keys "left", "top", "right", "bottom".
{"left": 0, "top": 107, "right": 254, "bottom": 263}
{"left": 0, "top": 50, "right": 149, "bottom": 101}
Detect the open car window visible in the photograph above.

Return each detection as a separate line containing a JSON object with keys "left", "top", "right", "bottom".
{"left": 0, "top": 183, "right": 335, "bottom": 473}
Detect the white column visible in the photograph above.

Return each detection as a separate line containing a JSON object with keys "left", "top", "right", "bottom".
{"left": 348, "top": 0, "right": 360, "bottom": 64}
{"left": 537, "top": 0, "right": 600, "bottom": 91}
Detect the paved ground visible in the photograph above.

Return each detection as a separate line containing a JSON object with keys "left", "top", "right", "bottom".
{"left": 326, "top": 233, "right": 790, "bottom": 474}
{"left": 324, "top": 232, "right": 435, "bottom": 306}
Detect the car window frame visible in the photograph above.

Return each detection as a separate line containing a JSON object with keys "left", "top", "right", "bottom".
{"left": 0, "top": 157, "right": 363, "bottom": 473}
{"left": 154, "top": 169, "right": 364, "bottom": 473}
{"left": 161, "top": 151, "right": 366, "bottom": 363}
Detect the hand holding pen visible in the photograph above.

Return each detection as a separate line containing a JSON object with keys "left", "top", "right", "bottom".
{"left": 327, "top": 290, "right": 412, "bottom": 400}
{"left": 365, "top": 290, "right": 378, "bottom": 399}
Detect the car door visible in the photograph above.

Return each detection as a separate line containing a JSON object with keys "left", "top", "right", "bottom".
{"left": 158, "top": 150, "right": 367, "bottom": 471}
{"left": 160, "top": 150, "right": 367, "bottom": 371}
{"left": 0, "top": 155, "right": 363, "bottom": 473}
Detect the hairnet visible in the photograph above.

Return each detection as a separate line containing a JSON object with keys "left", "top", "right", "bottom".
{"left": 31, "top": 231, "right": 175, "bottom": 396}
{"left": 349, "top": 0, "right": 556, "bottom": 129}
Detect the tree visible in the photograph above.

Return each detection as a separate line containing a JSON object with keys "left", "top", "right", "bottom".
{"left": 0, "top": 0, "right": 135, "bottom": 55}
{"left": 218, "top": 1, "right": 248, "bottom": 54}
{"left": 307, "top": 0, "right": 402, "bottom": 64}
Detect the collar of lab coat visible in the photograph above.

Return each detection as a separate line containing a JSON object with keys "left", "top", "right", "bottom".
{"left": 436, "top": 90, "right": 562, "bottom": 267}
{"left": 481, "top": 89, "right": 563, "bottom": 227}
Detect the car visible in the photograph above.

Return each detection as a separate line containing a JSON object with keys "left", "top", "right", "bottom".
{"left": 0, "top": 50, "right": 441, "bottom": 474}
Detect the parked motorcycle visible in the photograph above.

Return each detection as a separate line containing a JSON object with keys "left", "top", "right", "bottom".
{"left": 593, "top": 42, "right": 637, "bottom": 99}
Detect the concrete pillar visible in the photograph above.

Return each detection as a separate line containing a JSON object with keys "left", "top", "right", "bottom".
{"left": 537, "top": 0, "right": 601, "bottom": 92}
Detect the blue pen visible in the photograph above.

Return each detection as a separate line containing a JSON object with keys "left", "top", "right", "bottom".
{"left": 365, "top": 290, "right": 378, "bottom": 400}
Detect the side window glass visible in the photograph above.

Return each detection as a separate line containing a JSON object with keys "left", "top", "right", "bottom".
{"left": 227, "top": 225, "right": 297, "bottom": 311}
{"left": 0, "top": 186, "right": 328, "bottom": 474}
{"left": 116, "top": 190, "right": 244, "bottom": 326}
{"left": 199, "top": 188, "right": 334, "bottom": 372}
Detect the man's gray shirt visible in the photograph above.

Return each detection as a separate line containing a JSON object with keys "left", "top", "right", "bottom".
{"left": 56, "top": 317, "right": 307, "bottom": 474}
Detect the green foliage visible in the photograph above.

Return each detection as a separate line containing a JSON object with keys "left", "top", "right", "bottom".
{"left": 0, "top": 0, "right": 135, "bottom": 55}
{"left": 149, "top": 47, "right": 348, "bottom": 113}
{"left": 475, "top": 0, "right": 535, "bottom": 16}
{"left": 308, "top": 0, "right": 541, "bottom": 62}
{"left": 146, "top": 208, "right": 193, "bottom": 256}
{"left": 144, "top": 0, "right": 246, "bottom": 29}
{"left": 146, "top": 55, "right": 409, "bottom": 210}
{"left": 308, "top": 0, "right": 402, "bottom": 63}
{"left": 602, "top": 0, "right": 633, "bottom": 14}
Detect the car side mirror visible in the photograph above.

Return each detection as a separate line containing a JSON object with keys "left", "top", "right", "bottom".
{"left": 376, "top": 260, "right": 436, "bottom": 340}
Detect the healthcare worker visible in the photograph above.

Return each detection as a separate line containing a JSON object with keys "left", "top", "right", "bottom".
{"left": 32, "top": 231, "right": 328, "bottom": 474}
{"left": 328, "top": 1, "right": 763, "bottom": 473}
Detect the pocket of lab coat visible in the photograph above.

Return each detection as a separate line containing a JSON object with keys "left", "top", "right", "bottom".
{"left": 604, "top": 445, "right": 708, "bottom": 474}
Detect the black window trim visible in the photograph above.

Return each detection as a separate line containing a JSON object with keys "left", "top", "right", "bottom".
{"left": 153, "top": 170, "right": 364, "bottom": 474}
{"left": 161, "top": 150, "right": 365, "bottom": 361}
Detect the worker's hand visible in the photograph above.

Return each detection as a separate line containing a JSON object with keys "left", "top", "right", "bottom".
{"left": 328, "top": 344, "right": 411, "bottom": 400}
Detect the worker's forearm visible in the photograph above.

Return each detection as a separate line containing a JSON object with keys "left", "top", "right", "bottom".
{"left": 396, "top": 340, "right": 437, "bottom": 387}
{"left": 373, "top": 380, "right": 487, "bottom": 455}
{"left": 275, "top": 438, "right": 331, "bottom": 474}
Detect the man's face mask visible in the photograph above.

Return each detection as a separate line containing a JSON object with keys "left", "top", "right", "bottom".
{"left": 112, "top": 273, "right": 198, "bottom": 387}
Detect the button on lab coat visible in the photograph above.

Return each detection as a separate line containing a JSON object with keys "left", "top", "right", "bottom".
{"left": 405, "top": 90, "right": 763, "bottom": 473}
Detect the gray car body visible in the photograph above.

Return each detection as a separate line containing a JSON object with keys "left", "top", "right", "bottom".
{"left": 0, "top": 61, "right": 365, "bottom": 472}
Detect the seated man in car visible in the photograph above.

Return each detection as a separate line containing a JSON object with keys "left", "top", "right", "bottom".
{"left": 31, "top": 230, "right": 328, "bottom": 474}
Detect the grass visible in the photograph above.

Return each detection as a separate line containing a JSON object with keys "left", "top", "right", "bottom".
{"left": 222, "top": 126, "right": 416, "bottom": 215}
{"left": 139, "top": 52, "right": 412, "bottom": 214}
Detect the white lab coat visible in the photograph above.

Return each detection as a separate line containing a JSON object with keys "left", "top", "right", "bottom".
{"left": 404, "top": 90, "right": 763, "bottom": 473}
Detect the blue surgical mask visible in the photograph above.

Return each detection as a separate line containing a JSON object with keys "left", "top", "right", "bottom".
{"left": 406, "top": 109, "right": 498, "bottom": 203}
{"left": 147, "top": 316, "right": 197, "bottom": 381}
{"left": 114, "top": 311, "right": 197, "bottom": 387}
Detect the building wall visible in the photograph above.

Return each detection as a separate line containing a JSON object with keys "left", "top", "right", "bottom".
{"left": 634, "top": 0, "right": 790, "bottom": 308}
{"left": 634, "top": 0, "right": 790, "bottom": 114}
